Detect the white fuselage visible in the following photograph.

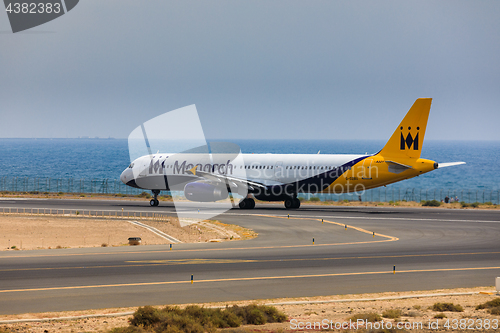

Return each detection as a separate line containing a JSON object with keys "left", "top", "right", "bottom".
{"left": 120, "top": 153, "right": 367, "bottom": 190}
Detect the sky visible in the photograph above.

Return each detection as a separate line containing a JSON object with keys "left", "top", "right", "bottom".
{"left": 0, "top": 0, "right": 499, "bottom": 140}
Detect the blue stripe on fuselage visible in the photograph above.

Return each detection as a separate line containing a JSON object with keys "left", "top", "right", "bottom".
{"left": 262, "top": 155, "right": 369, "bottom": 194}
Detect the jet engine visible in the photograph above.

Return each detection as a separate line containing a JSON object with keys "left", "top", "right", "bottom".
{"left": 184, "top": 182, "right": 229, "bottom": 202}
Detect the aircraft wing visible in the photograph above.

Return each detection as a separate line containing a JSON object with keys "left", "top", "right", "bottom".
{"left": 436, "top": 162, "right": 466, "bottom": 168}
{"left": 187, "top": 168, "right": 267, "bottom": 190}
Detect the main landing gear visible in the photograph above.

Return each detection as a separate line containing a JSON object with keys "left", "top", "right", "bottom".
{"left": 284, "top": 196, "right": 300, "bottom": 209}
{"left": 239, "top": 197, "right": 255, "bottom": 209}
{"left": 150, "top": 190, "right": 160, "bottom": 207}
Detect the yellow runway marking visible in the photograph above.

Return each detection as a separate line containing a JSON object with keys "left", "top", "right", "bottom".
{"left": 1, "top": 266, "right": 499, "bottom": 294}
{"left": 1, "top": 251, "right": 498, "bottom": 273}
{"left": 255, "top": 214, "right": 399, "bottom": 241}
{"left": 0, "top": 216, "right": 396, "bottom": 259}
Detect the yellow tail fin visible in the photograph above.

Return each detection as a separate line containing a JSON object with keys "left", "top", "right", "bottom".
{"left": 378, "top": 98, "right": 432, "bottom": 159}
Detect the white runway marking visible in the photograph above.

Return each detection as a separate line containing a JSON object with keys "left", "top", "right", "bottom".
{"left": 127, "top": 220, "right": 181, "bottom": 243}
{"left": 224, "top": 212, "right": 500, "bottom": 224}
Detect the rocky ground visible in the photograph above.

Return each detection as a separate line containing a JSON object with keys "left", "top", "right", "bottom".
{"left": 0, "top": 287, "right": 498, "bottom": 332}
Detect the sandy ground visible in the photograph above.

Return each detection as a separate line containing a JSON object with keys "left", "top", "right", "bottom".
{"left": 0, "top": 215, "right": 256, "bottom": 250}
{"left": 0, "top": 287, "right": 499, "bottom": 332}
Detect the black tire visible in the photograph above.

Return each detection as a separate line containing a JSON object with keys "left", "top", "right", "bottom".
{"left": 284, "top": 198, "right": 294, "bottom": 209}
{"left": 150, "top": 199, "right": 156, "bottom": 207}
{"left": 239, "top": 199, "right": 248, "bottom": 209}
{"left": 248, "top": 198, "right": 255, "bottom": 209}
{"left": 239, "top": 198, "right": 255, "bottom": 209}
{"left": 293, "top": 198, "right": 301, "bottom": 209}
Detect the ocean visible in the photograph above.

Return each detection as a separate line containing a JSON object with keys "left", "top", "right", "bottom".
{"left": 0, "top": 139, "right": 498, "bottom": 202}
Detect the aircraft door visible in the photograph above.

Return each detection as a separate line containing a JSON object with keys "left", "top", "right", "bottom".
{"left": 275, "top": 161, "right": 283, "bottom": 181}
{"left": 361, "top": 159, "right": 373, "bottom": 180}
{"left": 139, "top": 158, "right": 149, "bottom": 177}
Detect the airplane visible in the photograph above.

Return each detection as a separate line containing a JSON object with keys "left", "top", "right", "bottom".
{"left": 120, "top": 98, "right": 465, "bottom": 209}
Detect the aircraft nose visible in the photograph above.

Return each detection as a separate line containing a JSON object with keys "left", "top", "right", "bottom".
{"left": 120, "top": 166, "right": 140, "bottom": 188}
{"left": 120, "top": 168, "right": 131, "bottom": 184}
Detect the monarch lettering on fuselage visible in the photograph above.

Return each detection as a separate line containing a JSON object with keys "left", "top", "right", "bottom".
{"left": 149, "top": 159, "right": 165, "bottom": 174}
{"left": 172, "top": 160, "right": 234, "bottom": 175}
{"left": 148, "top": 159, "right": 235, "bottom": 175}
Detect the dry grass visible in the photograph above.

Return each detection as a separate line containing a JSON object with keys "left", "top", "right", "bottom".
{"left": 348, "top": 312, "right": 382, "bottom": 322}
{"left": 382, "top": 308, "right": 401, "bottom": 319}
{"left": 430, "top": 302, "right": 464, "bottom": 312}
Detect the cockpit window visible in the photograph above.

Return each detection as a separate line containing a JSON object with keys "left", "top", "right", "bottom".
{"left": 128, "top": 163, "right": 134, "bottom": 168}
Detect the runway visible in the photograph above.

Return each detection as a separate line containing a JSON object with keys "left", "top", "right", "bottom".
{"left": 0, "top": 198, "right": 499, "bottom": 315}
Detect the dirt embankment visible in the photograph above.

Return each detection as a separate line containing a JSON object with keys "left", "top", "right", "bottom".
{"left": 0, "top": 287, "right": 498, "bottom": 332}
{"left": 0, "top": 215, "right": 256, "bottom": 251}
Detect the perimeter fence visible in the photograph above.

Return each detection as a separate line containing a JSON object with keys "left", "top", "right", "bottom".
{"left": 304, "top": 188, "right": 500, "bottom": 205}
{"left": 0, "top": 177, "right": 143, "bottom": 196}
{"left": 0, "top": 176, "right": 498, "bottom": 204}
{"left": 0, "top": 206, "right": 169, "bottom": 221}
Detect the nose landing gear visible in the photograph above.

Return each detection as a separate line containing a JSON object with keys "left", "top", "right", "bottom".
{"left": 150, "top": 190, "right": 160, "bottom": 206}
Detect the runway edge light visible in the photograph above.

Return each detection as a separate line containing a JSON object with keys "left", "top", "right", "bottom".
{"left": 496, "top": 277, "right": 500, "bottom": 295}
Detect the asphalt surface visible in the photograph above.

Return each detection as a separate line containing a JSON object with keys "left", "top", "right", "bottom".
{"left": 0, "top": 198, "right": 499, "bottom": 315}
